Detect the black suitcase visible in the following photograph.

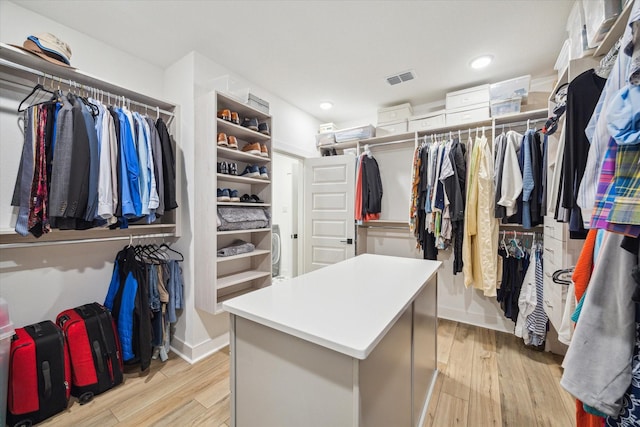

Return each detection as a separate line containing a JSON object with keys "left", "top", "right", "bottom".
{"left": 7, "top": 320, "right": 71, "bottom": 427}
{"left": 57, "top": 302, "right": 123, "bottom": 403}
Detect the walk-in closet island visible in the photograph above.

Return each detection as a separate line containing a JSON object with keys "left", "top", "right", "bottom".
{"left": 223, "top": 254, "right": 440, "bottom": 427}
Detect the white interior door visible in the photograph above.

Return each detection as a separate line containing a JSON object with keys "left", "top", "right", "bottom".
{"left": 303, "top": 156, "right": 355, "bottom": 273}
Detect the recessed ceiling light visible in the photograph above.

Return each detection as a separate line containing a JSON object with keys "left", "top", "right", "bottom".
{"left": 320, "top": 101, "right": 333, "bottom": 110}
{"left": 470, "top": 55, "right": 493, "bottom": 70}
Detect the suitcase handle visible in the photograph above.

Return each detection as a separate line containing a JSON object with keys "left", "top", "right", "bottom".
{"left": 92, "top": 340, "right": 105, "bottom": 374}
{"left": 42, "top": 360, "right": 52, "bottom": 399}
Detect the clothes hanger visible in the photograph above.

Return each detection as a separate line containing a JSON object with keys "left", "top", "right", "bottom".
{"left": 159, "top": 242, "right": 184, "bottom": 262}
{"left": 17, "top": 82, "right": 57, "bottom": 112}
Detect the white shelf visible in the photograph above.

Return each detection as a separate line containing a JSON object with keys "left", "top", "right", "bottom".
{"left": 217, "top": 202, "right": 270, "bottom": 207}
{"left": 216, "top": 249, "right": 271, "bottom": 262}
{"left": 217, "top": 92, "right": 271, "bottom": 121}
{"left": 217, "top": 173, "right": 270, "bottom": 184}
{"left": 217, "top": 146, "right": 270, "bottom": 163}
{"left": 217, "top": 270, "right": 271, "bottom": 290}
{"left": 217, "top": 118, "right": 270, "bottom": 142}
{"left": 217, "top": 228, "right": 271, "bottom": 235}
{"left": 493, "top": 108, "right": 548, "bottom": 125}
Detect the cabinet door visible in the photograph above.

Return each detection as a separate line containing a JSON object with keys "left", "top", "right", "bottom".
{"left": 303, "top": 156, "right": 355, "bottom": 273}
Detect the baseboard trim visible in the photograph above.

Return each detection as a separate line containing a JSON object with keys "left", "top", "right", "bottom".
{"left": 170, "top": 333, "right": 230, "bottom": 364}
{"left": 438, "top": 306, "right": 514, "bottom": 334}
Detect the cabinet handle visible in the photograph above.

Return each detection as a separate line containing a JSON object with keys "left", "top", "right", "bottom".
{"left": 339, "top": 238, "right": 353, "bottom": 244}
{"left": 545, "top": 247, "right": 554, "bottom": 253}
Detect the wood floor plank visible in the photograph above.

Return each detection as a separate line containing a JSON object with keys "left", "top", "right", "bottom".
{"left": 40, "top": 408, "right": 119, "bottom": 427}
{"left": 436, "top": 318, "right": 458, "bottom": 368}
{"left": 430, "top": 392, "right": 469, "bottom": 427}
{"left": 440, "top": 322, "right": 475, "bottom": 402}
{"left": 193, "top": 370, "right": 230, "bottom": 408}
{"left": 468, "top": 327, "right": 501, "bottom": 427}
{"left": 149, "top": 399, "right": 208, "bottom": 427}
{"left": 113, "top": 354, "right": 229, "bottom": 422}
{"left": 525, "top": 350, "right": 575, "bottom": 426}
{"left": 191, "top": 395, "right": 231, "bottom": 427}
{"left": 495, "top": 331, "right": 538, "bottom": 427}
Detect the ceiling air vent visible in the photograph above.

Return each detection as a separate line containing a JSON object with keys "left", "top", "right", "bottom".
{"left": 386, "top": 70, "right": 416, "bottom": 86}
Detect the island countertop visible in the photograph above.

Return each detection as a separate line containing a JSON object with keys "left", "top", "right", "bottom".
{"left": 223, "top": 254, "right": 441, "bottom": 359}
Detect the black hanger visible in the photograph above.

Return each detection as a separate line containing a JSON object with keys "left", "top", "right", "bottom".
{"left": 159, "top": 243, "right": 184, "bottom": 262}
{"left": 18, "top": 83, "right": 57, "bottom": 112}
{"left": 552, "top": 268, "right": 573, "bottom": 286}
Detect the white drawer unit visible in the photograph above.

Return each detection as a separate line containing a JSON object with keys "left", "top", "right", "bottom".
{"left": 445, "top": 104, "right": 490, "bottom": 126}
{"left": 377, "top": 103, "right": 413, "bottom": 125}
{"left": 408, "top": 111, "right": 446, "bottom": 132}
{"left": 543, "top": 215, "right": 567, "bottom": 241}
{"left": 445, "top": 84, "right": 490, "bottom": 110}
{"left": 376, "top": 120, "right": 408, "bottom": 136}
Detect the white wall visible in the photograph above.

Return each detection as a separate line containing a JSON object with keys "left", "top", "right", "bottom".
{"left": 0, "top": 2, "right": 167, "bottom": 329}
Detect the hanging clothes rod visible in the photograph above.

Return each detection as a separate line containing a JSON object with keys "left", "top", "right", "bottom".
{"left": 498, "top": 117, "right": 547, "bottom": 129}
{"left": 364, "top": 138, "right": 415, "bottom": 149}
{"left": 0, "top": 57, "right": 175, "bottom": 117}
{"left": 0, "top": 232, "right": 175, "bottom": 249}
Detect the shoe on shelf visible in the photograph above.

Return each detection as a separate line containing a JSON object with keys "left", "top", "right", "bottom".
{"left": 259, "top": 166, "right": 269, "bottom": 180}
{"left": 241, "top": 117, "right": 259, "bottom": 132}
{"left": 240, "top": 165, "right": 260, "bottom": 178}
{"left": 228, "top": 135, "right": 238, "bottom": 149}
{"left": 231, "top": 112, "right": 240, "bottom": 125}
{"left": 260, "top": 144, "right": 269, "bottom": 157}
{"left": 229, "top": 189, "right": 240, "bottom": 202}
{"left": 217, "top": 109, "right": 231, "bottom": 121}
{"left": 258, "top": 122, "right": 270, "bottom": 135}
{"left": 251, "top": 194, "right": 264, "bottom": 203}
{"left": 217, "top": 132, "right": 228, "bottom": 146}
{"left": 241, "top": 142, "right": 262, "bottom": 155}
{"left": 217, "top": 188, "right": 230, "bottom": 202}
{"left": 240, "top": 193, "right": 252, "bottom": 203}
{"left": 217, "top": 161, "right": 229, "bottom": 174}
{"left": 228, "top": 162, "right": 238, "bottom": 176}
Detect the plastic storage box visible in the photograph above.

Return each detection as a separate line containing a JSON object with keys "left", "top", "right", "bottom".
{"left": 490, "top": 98, "right": 522, "bottom": 117}
{"left": 334, "top": 125, "right": 375, "bottom": 143}
{"left": 0, "top": 298, "right": 14, "bottom": 427}
{"left": 315, "top": 132, "right": 336, "bottom": 147}
{"left": 490, "top": 75, "right": 531, "bottom": 102}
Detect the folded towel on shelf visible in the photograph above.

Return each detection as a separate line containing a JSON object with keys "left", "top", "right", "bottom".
{"left": 217, "top": 240, "right": 256, "bottom": 257}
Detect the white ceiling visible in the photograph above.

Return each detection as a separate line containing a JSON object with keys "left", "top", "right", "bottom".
{"left": 13, "top": 0, "right": 574, "bottom": 124}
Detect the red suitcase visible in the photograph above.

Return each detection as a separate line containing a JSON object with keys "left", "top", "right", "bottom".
{"left": 56, "top": 302, "right": 123, "bottom": 404}
{"left": 7, "top": 320, "right": 71, "bottom": 427}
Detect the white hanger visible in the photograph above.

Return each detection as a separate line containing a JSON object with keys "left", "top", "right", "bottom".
{"left": 364, "top": 144, "right": 372, "bottom": 158}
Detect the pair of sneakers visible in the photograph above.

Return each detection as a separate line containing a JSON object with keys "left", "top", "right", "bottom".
{"left": 241, "top": 118, "right": 270, "bottom": 135}
{"left": 241, "top": 142, "right": 269, "bottom": 157}
{"left": 217, "top": 161, "right": 238, "bottom": 175}
{"left": 217, "top": 109, "right": 240, "bottom": 125}
{"left": 217, "top": 133, "right": 238, "bottom": 149}
{"left": 240, "top": 165, "right": 269, "bottom": 180}
{"left": 217, "top": 188, "right": 240, "bottom": 202}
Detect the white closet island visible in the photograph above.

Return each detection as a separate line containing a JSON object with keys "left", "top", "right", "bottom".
{"left": 223, "top": 254, "right": 441, "bottom": 427}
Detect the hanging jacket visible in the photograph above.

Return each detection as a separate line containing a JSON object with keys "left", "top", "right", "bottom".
{"left": 156, "top": 118, "right": 178, "bottom": 211}
{"left": 360, "top": 155, "right": 383, "bottom": 217}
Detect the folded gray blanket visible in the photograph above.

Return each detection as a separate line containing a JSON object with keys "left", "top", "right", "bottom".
{"left": 217, "top": 206, "right": 271, "bottom": 231}
{"left": 217, "top": 240, "right": 256, "bottom": 257}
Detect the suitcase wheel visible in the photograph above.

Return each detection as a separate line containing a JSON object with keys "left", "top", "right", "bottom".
{"left": 13, "top": 420, "right": 33, "bottom": 427}
{"left": 78, "top": 391, "right": 94, "bottom": 405}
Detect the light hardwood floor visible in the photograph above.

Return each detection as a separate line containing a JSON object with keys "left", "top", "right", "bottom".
{"left": 39, "top": 319, "right": 575, "bottom": 427}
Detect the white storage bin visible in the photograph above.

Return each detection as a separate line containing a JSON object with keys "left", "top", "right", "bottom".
{"left": 490, "top": 75, "right": 530, "bottom": 102}
{"left": 376, "top": 120, "right": 407, "bottom": 136}
{"left": 316, "top": 132, "right": 336, "bottom": 147}
{"left": 334, "top": 125, "right": 375, "bottom": 143}
{"left": 319, "top": 122, "right": 337, "bottom": 133}
{"left": 377, "top": 103, "right": 413, "bottom": 125}
{"left": 567, "top": 1, "right": 594, "bottom": 59}
{"left": 445, "top": 85, "right": 490, "bottom": 111}
{"left": 583, "top": 0, "right": 622, "bottom": 48}
{"left": 408, "top": 110, "right": 446, "bottom": 132}
{"left": 445, "top": 104, "right": 490, "bottom": 126}
{"left": 490, "top": 98, "right": 522, "bottom": 117}
{"left": 0, "top": 298, "right": 13, "bottom": 427}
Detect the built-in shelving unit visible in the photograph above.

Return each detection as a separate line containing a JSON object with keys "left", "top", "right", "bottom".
{"left": 194, "top": 90, "right": 272, "bottom": 314}
{"left": 0, "top": 43, "right": 180, "bottom": 247}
